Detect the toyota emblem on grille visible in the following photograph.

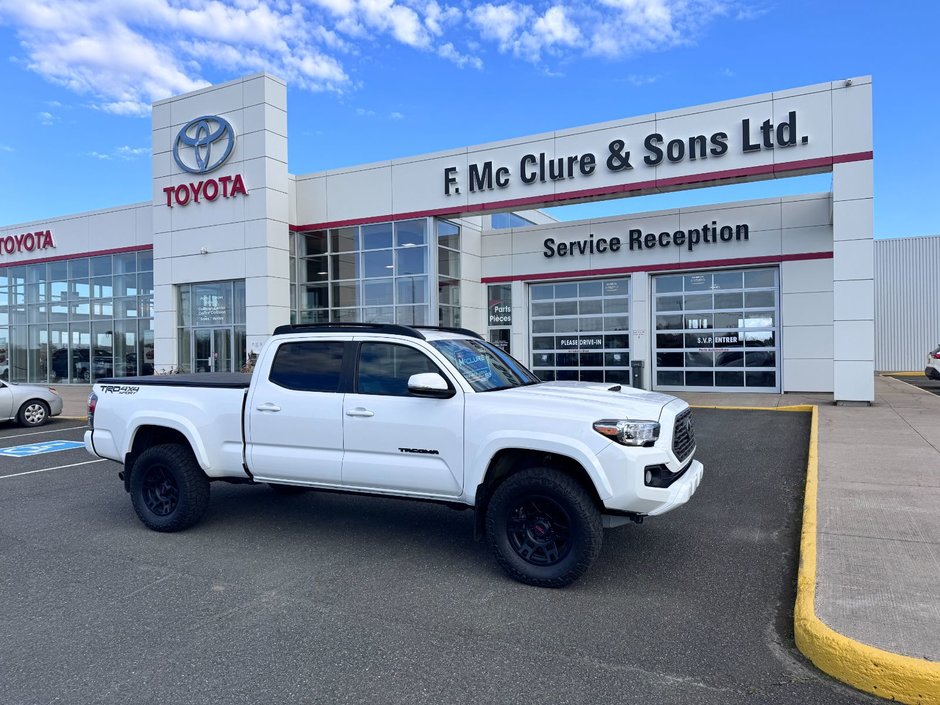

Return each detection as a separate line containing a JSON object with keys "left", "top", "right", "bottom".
{"left": 173, "top": 116, "right": 236, "bottom": 174}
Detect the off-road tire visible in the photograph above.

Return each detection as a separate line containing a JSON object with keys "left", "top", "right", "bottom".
{"left": 129, "top": 444, "right": 210, "bottom": 532}
{"left": 485, "top": 468, "right": 603, "bottom": 588}
{"left": 18, "top": 399, "right": 50, "bottom": 427}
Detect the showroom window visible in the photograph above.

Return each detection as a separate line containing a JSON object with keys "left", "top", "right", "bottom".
{"left": 437, "top": 219, "right": 460, "bottom": 327}
{"left": 652, "top": 268, "right": 779, "bottom": 392}
{"left": 529, "top": 278, "right": 630, "bottom": 384}
{"left": 291, "top": 218, "right": 432, "bottom": 326}
{"left": 0, "top": 250, "right": 154, "bottom": 383}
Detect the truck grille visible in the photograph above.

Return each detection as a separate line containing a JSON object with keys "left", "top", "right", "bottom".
{"left": 672, "top": 409, "right": 695, "bottom": 461}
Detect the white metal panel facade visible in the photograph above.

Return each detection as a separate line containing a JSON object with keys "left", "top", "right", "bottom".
{"left": 875, "top": 235, "right": 940, "bottom": 371}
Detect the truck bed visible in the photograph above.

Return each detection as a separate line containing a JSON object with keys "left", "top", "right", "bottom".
{"left": 97, "top": 373, "right": 252, "bottom": 389}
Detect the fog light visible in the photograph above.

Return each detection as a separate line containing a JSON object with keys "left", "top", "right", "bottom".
{"left": 645, "top": 469, "right": 652, "bottom": 484}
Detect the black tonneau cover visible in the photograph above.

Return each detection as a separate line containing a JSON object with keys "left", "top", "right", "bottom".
{"left": 97, "top": 373, "right": 252, "bottom": 389}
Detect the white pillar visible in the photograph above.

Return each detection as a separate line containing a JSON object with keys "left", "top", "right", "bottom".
{"left": 831, "top": 78, "right": 874, "bottom": 403}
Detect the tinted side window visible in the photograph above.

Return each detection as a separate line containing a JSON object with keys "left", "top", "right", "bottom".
{"left": 269, "top": 341, "right": 345, "bottom": 392}
{"left": 356, "top": 343, "right": 442, "bottom": 396}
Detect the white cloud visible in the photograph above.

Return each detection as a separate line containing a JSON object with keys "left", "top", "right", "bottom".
{"left": 86, "top": 145, "right": 151, "bottom": 161}
{"left": 438, "top": 42, "right": 483, "bottom": 70}
{"left": 0, "top": 0, "right": 746, "bottom": 115}
{"left": 389, "top": 111, "right": 404, "bottom": 119}
{"left": 533, "top": 6, "right": 580, "bottom": 47}
{"left": 626, "top": 73, "right": 661, "bottom": 86}
{"left": 116, "top": 145, "right": 151, "bottom": 159}
{"left": 469, "top": 3, "right": 532, "bottom": 48}
{"left": 0, "top": 144, "right": 13, "bottom": 152}
{"left": 37, "top": 111, "right": 58, "bottom": 125}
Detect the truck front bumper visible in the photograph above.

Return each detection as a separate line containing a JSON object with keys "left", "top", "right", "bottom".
{"left": 596, "top": 442, "right": 704, "bottom": 517}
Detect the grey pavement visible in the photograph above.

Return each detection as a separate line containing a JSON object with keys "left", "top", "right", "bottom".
{"left": 54, "top": 377, "right": 940, "bottom": 665}
{"left": 54, "top": 383, "right": 92, "bottom": 417}
{"left": 678, "top": 375, "right": 940, "bottom": 663}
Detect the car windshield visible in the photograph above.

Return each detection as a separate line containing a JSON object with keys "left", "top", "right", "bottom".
{"left": 430, "top": 338, "right": 540, "bottom": 392}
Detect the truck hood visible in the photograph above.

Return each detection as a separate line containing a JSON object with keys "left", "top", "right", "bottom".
{"left": 495, "top": 381, "right": 679, "bottom": 421}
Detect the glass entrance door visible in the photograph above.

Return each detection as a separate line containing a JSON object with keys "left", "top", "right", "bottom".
{"left": 193, "top": 327, "right": 235, "bottom": 373}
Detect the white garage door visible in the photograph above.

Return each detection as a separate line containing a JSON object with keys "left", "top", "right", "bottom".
{"left": 652, "top": 268, "right": 779, "bottom": 392}
{"left": 529, "top": 278, "right": 631, "bottom": 384}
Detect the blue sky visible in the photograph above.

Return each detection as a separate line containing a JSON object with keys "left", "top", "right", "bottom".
{"left": 0, "top": 0, "right": 936, "bottom": 238}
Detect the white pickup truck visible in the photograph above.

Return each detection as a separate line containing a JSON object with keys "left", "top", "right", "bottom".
{"left": 85, "top": 323, "right": 703, "bottom": 587}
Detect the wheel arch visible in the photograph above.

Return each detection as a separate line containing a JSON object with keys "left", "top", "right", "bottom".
{"left": 473, "top": 448, "right": 605, "bottom": 540}
{"left": 123, "top": 425, "right": 199, "bottom": 492}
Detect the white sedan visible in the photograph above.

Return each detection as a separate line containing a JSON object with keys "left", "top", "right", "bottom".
{"left": 927, "top": 345, "right": 940, "bottom": 381}
{"left": 0, "top": 380, "right": 64, "bottom": 427}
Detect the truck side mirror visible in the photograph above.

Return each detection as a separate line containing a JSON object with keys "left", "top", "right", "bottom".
{"left": 407, "top": 372, "right": 456, "bottom": 399}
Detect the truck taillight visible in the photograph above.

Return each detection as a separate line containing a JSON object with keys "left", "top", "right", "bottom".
{"left": 933, "top": 352, "right": 940, "bottom": 359}
{"left": 87, "top": 391, "right": 97, "bottom": 428}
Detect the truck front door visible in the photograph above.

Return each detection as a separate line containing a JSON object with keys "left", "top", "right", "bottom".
{"left": 246, "top": 339, "right": 349, "bottom": 486}
{"left": 342, "top": 340, "right": 464, "bottom": 497}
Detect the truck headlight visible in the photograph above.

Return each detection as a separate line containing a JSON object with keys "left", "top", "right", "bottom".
{"left": 593, "top": 419, "right": 660, "bottom": 447}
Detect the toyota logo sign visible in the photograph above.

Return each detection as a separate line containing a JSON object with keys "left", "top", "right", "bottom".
{"left": 173, "top": 116, "right": 236, "bottom": 174}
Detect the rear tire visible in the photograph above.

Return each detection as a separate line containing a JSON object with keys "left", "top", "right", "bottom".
{"left": 485, "top": 468, "right": 602, "bottom": 588}
{"left": 18, "top": 400, "right": 49, "bottom": 427}
{"left": 129, "top": 444, "right": 210, "bottom": 532}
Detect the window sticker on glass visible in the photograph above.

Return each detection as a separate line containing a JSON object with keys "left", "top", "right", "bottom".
{"left": 452, "top": 348, "right": 493, "bottom": 384}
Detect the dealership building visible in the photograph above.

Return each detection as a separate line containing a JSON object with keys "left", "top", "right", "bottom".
{"left": 0, "top": 73, "right": 890, "bottom": 401}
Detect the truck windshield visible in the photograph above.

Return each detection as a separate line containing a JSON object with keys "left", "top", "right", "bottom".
{"left": 430, "top": 338, "right": 540, "bottom": 392}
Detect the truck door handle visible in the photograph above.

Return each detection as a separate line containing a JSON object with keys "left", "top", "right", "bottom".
{"left": 346, "top": 407, "right": 374, "bottom": 418}
{"left": 256, "top": 402, "right": 281, "bottom": 412}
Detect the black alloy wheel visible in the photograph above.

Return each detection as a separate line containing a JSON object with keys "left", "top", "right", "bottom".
{"left": 506, "top": 495, "right": 572, "bottom": 566}
{"left": 142, "top": 464, "right": 180, "bottom": 516}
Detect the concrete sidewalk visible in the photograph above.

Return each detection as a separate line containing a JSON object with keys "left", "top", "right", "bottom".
{"left": 55, "top": 377, "right": 940, "bottom": 700}
{"left": 679, "top": 376, "right": 940, "bottom": 703}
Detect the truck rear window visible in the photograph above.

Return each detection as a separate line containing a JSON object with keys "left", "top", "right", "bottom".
{"left": 269, "top": 341, "right": 344, "bottom": 392}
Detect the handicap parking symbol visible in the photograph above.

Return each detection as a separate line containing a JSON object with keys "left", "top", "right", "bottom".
{"left": 0, "top": 440, "right": 87, "bottom": 458}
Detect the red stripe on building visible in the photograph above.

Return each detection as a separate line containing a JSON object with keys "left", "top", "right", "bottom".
{"left": 480, "top": 251, "right": 834, "bottom": 284}
{"left": 0, "top": 244, "right": 152, "bottom": 268}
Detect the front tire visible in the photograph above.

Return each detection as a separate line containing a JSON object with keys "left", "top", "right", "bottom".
{"left": 485, "top": 468, "right": 603, "bottom": 588}
{"left": 129, "top": 444, "right": 210, "bottom": 532}
{"left": 18, "top": 400, "right": 49, "bottom": 427}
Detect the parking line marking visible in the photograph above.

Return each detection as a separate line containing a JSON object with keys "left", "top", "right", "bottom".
{"left": 0, "top": 458, "right": 106, "bottom": 480}
{"left": 0, "top": 426, "right": 88, "bottom": 441}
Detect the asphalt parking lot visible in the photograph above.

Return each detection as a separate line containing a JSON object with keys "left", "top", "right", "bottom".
{"left": 888, "top": 373, "right": 940, "bottom": 396}
{"left": 0, "top": 411, "right": 878, "bottom": 705}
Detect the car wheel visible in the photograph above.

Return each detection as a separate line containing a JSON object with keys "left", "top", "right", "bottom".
{"left": 18, "top": 399, "right": 50, "bottom": 427}
{"left": 485, "top": 468, "right": 603, "bottom": 588}
{"left": 129, "top": 444, "right": 210, "bottom": 532}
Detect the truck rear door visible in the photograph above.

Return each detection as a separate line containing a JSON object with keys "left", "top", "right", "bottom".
{"left": 245, "top": 338, "right": 349, "bottom": 486}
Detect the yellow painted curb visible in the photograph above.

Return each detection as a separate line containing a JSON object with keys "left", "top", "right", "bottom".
{"left": 689, "top": 404, "right": 810, "bottom": 412}
{"left": 880, "top": 371, "right": 924, "bottom": 377}
{"left": 792, "top": 405, "right": 940, "bottom": 704}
